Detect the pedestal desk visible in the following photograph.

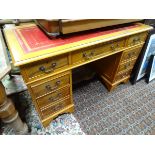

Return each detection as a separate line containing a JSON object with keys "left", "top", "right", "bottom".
{"left": 4, "top": 23, "right": 152, "bottom": 127}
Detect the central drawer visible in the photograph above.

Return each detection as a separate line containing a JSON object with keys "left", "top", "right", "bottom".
{"left": 71, "top": 38, "right": 125, "bottom": 65}
{"left": 22, "top": 54, "right": 69, "bottom": 82}
{"left": 40, "top": 96, "right": 71, "bottom": 118}
{"left": 36, "top": 85, "right": 70, "bottom": 109}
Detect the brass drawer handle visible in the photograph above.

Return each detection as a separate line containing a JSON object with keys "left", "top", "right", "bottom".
{"left": 82, "top": 52, "right": 89, "bottom": 59}
{"left": 116, "top": 43, "right": 120, "bottom": 49}
{"left": 111, "top": 43, "right": 120, "bottom": 51}
{"left": 45, "top": 85, "right": 52, "bottom": 91}
{"left": 132, "top": 51, "right": 136, "bottom": 56}
{"left": 48, "top": 93, "right": 62, "bottom": 102}
{"left": 39, "top": 62, "right": 57, "bottom": 73}
{"left": 124, "top": 63, "right": 131, "bottom": 69}
{"left": 45, "top": 80, "right": 61, "bottom": 91}
{"left": 128, "top": 53, "right": 132, "bottom": 58}
{"left": 82, "top": 51, "right": 94, "bottom": 60}
{"left": 90, "top": 51, "right": 94, "bottom": 56}
{"left": 53, "top": 104, "right": 63, "bottom": 111}
{"left": 121, "top": 72, "right": 128, "bottom": 78}
{"left": 133, "top": 37, "right": 140, "bottom": 43}
{"left": 111, "top": 44, "right": 115, "bottom": 50}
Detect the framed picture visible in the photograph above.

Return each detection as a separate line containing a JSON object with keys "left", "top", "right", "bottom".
{"left": 131, "top": 28, "right": 155, "bottom": 84}
{"left": 0, "top": 29, "right": 11, "bottom": 80}
{"left": 146, "top": 55, "right": 155, "bottom": 83}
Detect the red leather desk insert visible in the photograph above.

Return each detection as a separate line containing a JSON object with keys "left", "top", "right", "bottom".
{"left": 14, "top": 24, "right": 139, "bottom": 54}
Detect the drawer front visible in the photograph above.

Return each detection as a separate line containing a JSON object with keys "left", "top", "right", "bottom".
{"left": 36, "top": 86, "right": 70, "bottom": 109}
{"left": 121, "top": 46, "right": 142, "bottom": 62}
{"left": 40, "top": 97, "right": 71, "bottom": 118}
{"left": 23, "top": 54, "right": 69, "bottom": 81}
{"left": 117, "top": 58, "right": 136, "bottom": 73}
{"left": 126, "top": 32, "right": 147, "bottom": 46}
{"left": 31, "top": 74, "right": 70, "bottom": 98}
{"left": 71, "top": 39, "right": 125, "bottom": 65}
{"left": 115, "top": 69, "right": 132, "bottom": 82}
{"left": 95, "top": 38, "right": 125, "bottom": 55}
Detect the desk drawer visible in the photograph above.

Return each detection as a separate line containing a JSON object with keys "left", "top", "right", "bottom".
{"left": 126, "top": 32, "right": 147, "bottom": 46}
{"left": 40, "top": 96, "right": 71, "bottom": 118}
{"left": 117, "top": 58, "right": 136, "bottom": 73}
{"left": 22, "top": 54, "right": 69, "bottom": 81}
{"left": 36, "top": 85, "right": 70, "bottom": 109}
{"left": 115, "top": 69, "right": 132, "bottom": 82}
{"left": 121, "top": 46, "right": 142, "bottom": 62}
{"left": 71, "top": 39, "right": 125, "bottom": 65}
{"left": 31, "top": 73, "right": 70, "bottom": 98}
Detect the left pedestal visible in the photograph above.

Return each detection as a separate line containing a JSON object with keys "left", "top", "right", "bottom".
{"left": 0, "top": 81, "right": 28, "bottom": 134}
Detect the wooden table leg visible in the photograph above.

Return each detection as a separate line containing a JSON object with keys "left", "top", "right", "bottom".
{"left": 0, "top": 81, "right": 28, "bottom": 134}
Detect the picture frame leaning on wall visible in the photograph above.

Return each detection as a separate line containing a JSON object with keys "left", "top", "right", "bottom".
{"left": 146, "top": 55, "right": 155, "bottom": 83}
{"left": 131, "top": 28, "right": 155, "bottom": 84}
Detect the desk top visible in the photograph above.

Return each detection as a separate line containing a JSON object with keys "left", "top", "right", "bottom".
{"left": 4, "top": 23, "right": 152, "bottom": 66}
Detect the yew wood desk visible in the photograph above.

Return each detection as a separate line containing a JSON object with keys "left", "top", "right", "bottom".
{"left": 4, "top": 23, "right": 152, "bottom": 127}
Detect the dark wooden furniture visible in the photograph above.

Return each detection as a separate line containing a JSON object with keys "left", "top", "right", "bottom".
{"left": 35, "top": 19, "right": 143, "bottom": 37}
{"left": 0, "top": 30, "right": 28, "bottom": 134}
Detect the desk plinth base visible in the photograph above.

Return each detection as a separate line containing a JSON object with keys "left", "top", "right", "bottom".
{"left": 41, "top": 104, "right": 74, "bottom": 128}
{"left": 101, "top": 76, "right": 130, "bottom": 92}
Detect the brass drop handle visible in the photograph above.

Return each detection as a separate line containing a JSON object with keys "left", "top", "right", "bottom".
{"left": 48, "top": 93, "right": 62, "bottom": 102}
{"left": 83, "top": 52, "right": 88, "bottom": 59}
{"left": 124, "top": 63, "right": 131, "bottom": 69}
{"left": 45, "top": 80, "right": 61, "bottom": 91}
{"left": 82, "top": 50, "right": 95, "bottom": 60}
{"left": 122, "top": 73, "right": 127, "bottom": 78}
{"left": 111, "top": 44, "right": 115, "bottom": 50}
{"left": 116, "top": 43, "right": 120, "bottom": 48}
{"left": 128, "top": 53, "right": 132, "bottom": 58}
{"left": 133, "top": 37, "right": 140, "bottom": 43}
{"left": 124, "top": 64, "right": 128, "bottom": 69}
{"left": 83, "top": 52, "right": 90, "bottom": 60}
{"left": 53, "top": 104, "right": 63, "bottom": 111}
{"left": 132, "top": 51, "right": 136, "bottom": 56}
{"left": 90, "top": 51, "right": 94, "bottom": 56}
{"left": 39, "top": 62, "right": 57, "bottom": 73}
{"left": 45, "top": 85, "right": 52, "bottom": 91}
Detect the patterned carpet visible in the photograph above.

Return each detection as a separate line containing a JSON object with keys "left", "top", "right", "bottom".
{"left": 1, "top": 75, "right": 155, "bottom": 135}
{"left": 73, "top": 77, "right": 155, "bottom": 135}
